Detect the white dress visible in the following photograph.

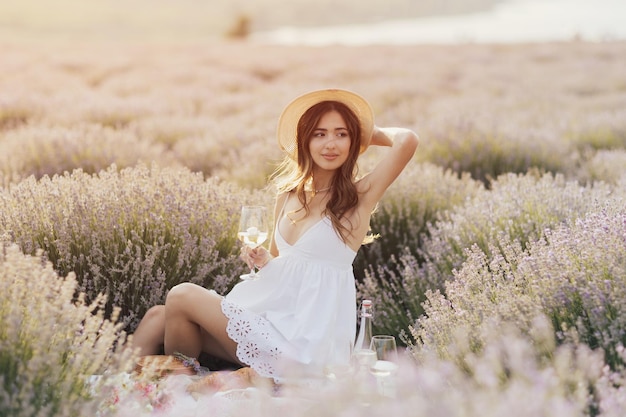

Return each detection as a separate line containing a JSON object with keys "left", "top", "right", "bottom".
{"left": 221, "top": 210, "right": 357, "bottom": 381}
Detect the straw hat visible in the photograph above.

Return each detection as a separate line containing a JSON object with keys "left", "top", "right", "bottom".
{"left": 277, "top": 88, "right": 375, "bottom": 160}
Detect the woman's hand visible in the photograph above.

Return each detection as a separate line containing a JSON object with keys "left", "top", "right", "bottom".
{"left": 240, "top": 245, "right": 272, "bottom": 270}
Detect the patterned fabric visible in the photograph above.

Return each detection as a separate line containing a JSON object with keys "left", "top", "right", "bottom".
{"left": 221, "top": 298, "right": 283, "bottom": 377}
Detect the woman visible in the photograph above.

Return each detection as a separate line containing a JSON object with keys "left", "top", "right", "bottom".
{"left": 131, "top": 89, "right": 418, "bottom": 380}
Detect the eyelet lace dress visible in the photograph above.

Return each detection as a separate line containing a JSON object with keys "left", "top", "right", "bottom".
{"left": 221, "top": 215, "right": 357, "bottom": 381}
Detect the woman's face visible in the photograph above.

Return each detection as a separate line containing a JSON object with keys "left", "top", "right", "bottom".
{"left": 308, "top": 110, "right": 352, "bottom": 172}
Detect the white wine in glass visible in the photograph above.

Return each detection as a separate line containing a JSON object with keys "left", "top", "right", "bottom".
{"left": 238, "top": 206, "right": 269, "bottom": 280}
{"left": 369, "top": 335, "right": 399, "bottom": 398}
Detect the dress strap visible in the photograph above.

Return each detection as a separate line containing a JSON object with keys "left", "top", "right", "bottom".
{"left": 278, "top": 191, "right": 291, "bottom": 219}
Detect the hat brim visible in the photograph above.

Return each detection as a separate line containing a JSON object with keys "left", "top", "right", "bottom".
{"left": 277, "top": 89, "right": 374, "bottom": 160}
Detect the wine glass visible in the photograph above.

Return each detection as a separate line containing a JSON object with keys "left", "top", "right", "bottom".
{"left": 237, "top": 205, "right": 269, "bottom": 280}
{"left": 369, "top": 335, "right": 399, "bottom": 397}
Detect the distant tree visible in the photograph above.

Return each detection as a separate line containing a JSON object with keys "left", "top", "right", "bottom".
{"left": 225, "top": 14, "right": 251, "bottom": 39}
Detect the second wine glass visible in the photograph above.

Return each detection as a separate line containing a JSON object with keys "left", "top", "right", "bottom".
{"left": 237, "top": 205, "right": 269, "bottom": 280}
{"left": 369, "top": 335, "right": 399, "bottom": 398}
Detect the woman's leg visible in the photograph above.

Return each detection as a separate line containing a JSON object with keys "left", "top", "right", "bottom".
{"left": 164, "top": 282, "right": 240, "bottom": 364}
{"left": 131, "top": 305, "right": 165, "bottom": 356}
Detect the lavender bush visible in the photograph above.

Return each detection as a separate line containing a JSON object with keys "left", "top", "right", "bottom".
{"left": 577, "top": 149, "right": 626, "bottom": 185}
{"left": 421, "top": 117, "right": 575, "bottom": 184}
{"left": 409, "top": 197, "right": 626, "bottom": 373}
{"left": 0, "top": 164, "right": 268, "bottom": 332}
{"left": 0, "top": 123, "right": 167, "bottom": 185}
{"left": 360, "top": 172, "right": 624, "bottom": 340}
{"left": 2, "top": 42, "right": 625, "bottom": 190}
{"left": 0, "top": 243, "right": 133, "bottom": 417}
{"left": 355, "top": 162, "right": 483, "bottom": 274}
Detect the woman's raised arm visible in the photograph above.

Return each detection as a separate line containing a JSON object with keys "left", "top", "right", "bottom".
{"left": 359, "top": 126, "right": 419, "bottom": 207}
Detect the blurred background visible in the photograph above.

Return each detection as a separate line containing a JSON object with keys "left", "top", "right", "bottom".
{"left": 1, "top": 0, "right": 624, "bottom": 44}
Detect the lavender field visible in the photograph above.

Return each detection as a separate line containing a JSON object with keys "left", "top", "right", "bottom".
{"left": 1, "top": 37, "right": 626, "bottom": 416}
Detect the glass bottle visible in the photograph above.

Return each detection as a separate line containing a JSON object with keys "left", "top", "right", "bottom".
{"left": 353, "top": 299, "right": 376, "bottom": 368}
{"left": 353, "top": 299, "right": 377, "bottom": 403}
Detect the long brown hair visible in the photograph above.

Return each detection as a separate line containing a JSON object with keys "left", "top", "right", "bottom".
{"left": 272, "top": 100, "right": 362, "bottom": 243}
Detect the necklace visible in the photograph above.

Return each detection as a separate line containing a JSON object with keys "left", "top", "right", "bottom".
{"left": 285, "top": 206, "right": 305, "bottom": 225}
{"left": 312, "top": 186, "right": 331, "bottom": 197}
{"left": 286, "top": 211, "right": 300, "bottom": 225}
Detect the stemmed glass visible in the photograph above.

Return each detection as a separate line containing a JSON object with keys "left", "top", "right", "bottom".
{"left": 237, "top": 205, "right": 269, "bottom": 280}
{"left": 369, "top": 335, "right": 399, "bottom": 397}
